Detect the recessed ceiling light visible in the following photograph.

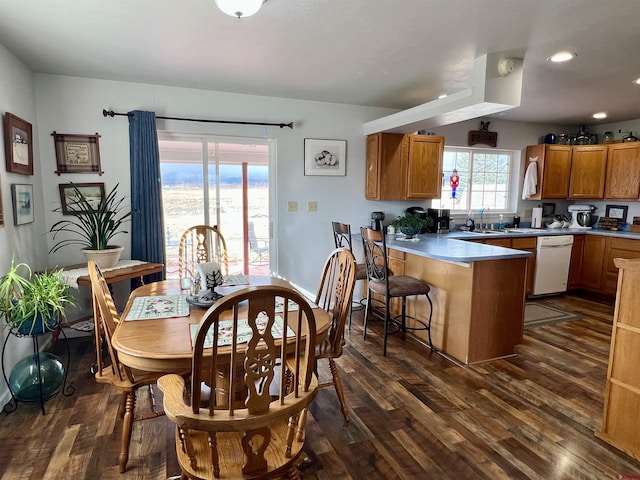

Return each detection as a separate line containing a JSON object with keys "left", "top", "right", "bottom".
{"left": 547, "top": 51, "right": 577, "bottom": 63}
{"left": 593, "top": 112, "right": 607, "bottom": 119}
{"left": 634, "top": 77, "right": 640, "bottom": 85}
{"left": 438, "top": 94, "right": 448, "bottom": 99}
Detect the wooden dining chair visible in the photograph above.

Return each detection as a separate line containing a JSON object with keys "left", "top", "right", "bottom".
{"left": 157, "top": 285, "right": 319, "bottom": 480}
{"left": 332, "top": 221, "right": 368, "bottom": 328}
{"left": 360, "top": 227, "right": 434, "bottom": 356}
{"left": 294, "top": 247, "right": 356, "bottom": 441}
{"left": 88, "top": 260, "right": 175, "bottom": 473}
{"left": 178, "top": 225, "right": 229, "bottom": 283}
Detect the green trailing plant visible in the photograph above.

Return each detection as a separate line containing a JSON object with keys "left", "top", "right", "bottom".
{"left": 392, "top": 212, "right": 432, "bottom": 230}
{"left": 0, "top": 260, "right": 75, "bottom": 334}
{"left": 49, "top": 183, "right": 133, "bottom": 252}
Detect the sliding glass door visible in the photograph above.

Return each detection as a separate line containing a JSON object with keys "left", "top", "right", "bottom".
{"left": 158, "top": 133, "right": 272, "bottom": 278}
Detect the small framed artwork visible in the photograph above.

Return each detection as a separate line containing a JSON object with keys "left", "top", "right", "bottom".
{"left": 11, "top": 184, "right": 34, "bottom": 226}
{"left": 304, "top": 138, "right": 346, "bottom": 176}
{"left": 605, "top": 205, "right": 629, "bottom": 222}
{"left": 58, "top": 182, "right": 105, "bottom": 215}
{"left": 3, "top": 113, "right": 34, "bottom": 175}
{"left": 52, "top": 132, "right": 103, "bottom": 175}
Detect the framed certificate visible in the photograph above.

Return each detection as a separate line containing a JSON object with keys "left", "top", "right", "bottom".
{"left": 52, "top": 132, "right": 103, "bottom": 175}
{"left": 4, "top": 113, "right": 33, "bottom": 175}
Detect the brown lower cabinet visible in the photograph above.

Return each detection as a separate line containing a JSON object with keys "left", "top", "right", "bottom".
{"left": 568, "top": 234, "right": 585, "bottom": 289}
{"left": 472, "top": 237, "right": 536, "bottom": 294}
{"left": 580, "top": 235, "right": 606, "bottom": 290}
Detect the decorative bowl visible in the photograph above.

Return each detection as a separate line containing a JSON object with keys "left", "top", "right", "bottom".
{"left": 399, "top": 226, "right": 421, "bottom": 238}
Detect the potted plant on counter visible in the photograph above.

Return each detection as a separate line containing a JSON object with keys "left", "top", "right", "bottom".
{"left": 49, "top": 183, "right": 133, "bottom": 268}
{"left": 0, "top": 260, "right": 75, "bottom": 336}
{"left": 392, "top": 212, "right": 432, "bottom": 239}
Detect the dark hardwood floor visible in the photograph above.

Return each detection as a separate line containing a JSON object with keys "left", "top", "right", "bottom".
{"left": 2, "top": 291, "right": 639, "bottom": 479}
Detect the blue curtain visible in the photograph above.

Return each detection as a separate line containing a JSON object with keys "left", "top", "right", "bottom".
{"left": 128, "top": 110, "right": 165, "bottom": 282}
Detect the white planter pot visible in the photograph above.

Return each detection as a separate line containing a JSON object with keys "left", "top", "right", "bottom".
{"left": 81, "top": 246, "right": 124, "bottom": 269}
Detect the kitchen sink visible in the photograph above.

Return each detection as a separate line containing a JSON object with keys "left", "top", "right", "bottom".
{"left": 468, "top": 229, "right": 505, "bottom": 235}
{"left": 503, "top": 228, "right": 543, "bottom": 234}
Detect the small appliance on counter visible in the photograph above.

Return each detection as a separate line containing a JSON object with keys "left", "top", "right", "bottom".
{"left": 370, "top": 211, "right": 385, "bottom": 231}
{"left": 427, "top": 208, "right": 450, "bottom": 234}
{"left": 568, "top": 204, "right": 597, "bottom": 229}
{"left": 403, "top": 207, "right": 430, "bottom": 233}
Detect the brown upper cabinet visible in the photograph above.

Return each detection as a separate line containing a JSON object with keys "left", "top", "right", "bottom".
{"left": 365, "top": 133, "right": 444, "bottom": 200}
{"left": 604, "top": 142, "right": 640, "bottom": 199}
{"left": 523, "top": 144, "right": 572, "bottom": 200}
{"left": 568, "top": 145, "right": 608, "bottom": 199}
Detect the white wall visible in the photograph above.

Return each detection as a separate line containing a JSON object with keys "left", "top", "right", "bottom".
{"left": 0, "top": 43, "right": 49, "bottom": 407}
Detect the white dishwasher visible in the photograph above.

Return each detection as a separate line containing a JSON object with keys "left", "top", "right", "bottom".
{"left": 533, "top": 235, "right": 574, "bottom": 295}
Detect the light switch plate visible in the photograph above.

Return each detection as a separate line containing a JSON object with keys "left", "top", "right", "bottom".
{"left": 288, "top": 201, "right": 298, "bottom": 212}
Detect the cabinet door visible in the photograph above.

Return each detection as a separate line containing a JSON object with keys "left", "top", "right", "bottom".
{"left": 365, "top": 134, "right": 381, "bottom": 199}
{"left": 604, "top": 142, "right": 640, "bottom": 199}
{"left": 569, "top": 145, "right": 608, "bottom": 199}
{"left": 406, "top": 135, "right": 444, "bottom": 199}
{"left": 541, "top": 146, "right": 572, "bottom": 198}
{"left": 581, "top": 235, "right": 606, "bottom": 290}
{"left": 602, "top": 237, "right": 640, "bottom": 294}
{"left": 512, "top": 237, "right": 537, "bottom": 295}
{"left": 568, "top": 235, "right": 585, "bottom": 289}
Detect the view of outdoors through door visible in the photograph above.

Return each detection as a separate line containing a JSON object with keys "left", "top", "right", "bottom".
{"left": 158, "top": 134, "right": 271, "bottom": 280}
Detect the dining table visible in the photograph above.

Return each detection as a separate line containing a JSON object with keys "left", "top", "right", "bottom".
{"left": 112, "top": 275, "right": 330, "bottom": 375}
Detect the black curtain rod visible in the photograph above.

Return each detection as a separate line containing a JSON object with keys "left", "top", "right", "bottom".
{"left": 102, "top": 109, "right": 293, "bottom": 129}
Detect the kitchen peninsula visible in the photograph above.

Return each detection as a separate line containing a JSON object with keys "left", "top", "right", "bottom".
{"left": 374, "top": 233, "right": 532, "bottom": 364}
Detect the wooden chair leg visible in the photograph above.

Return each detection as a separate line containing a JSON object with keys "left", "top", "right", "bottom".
{"left": 329, "top": 358, "right": 349, "bottom": 421}
{"left": 118, "top": 391, "right": 127, "bottom": 418}
{"left": 295, "top": 408, "right": 308, "bottom": 442}
{"left": 119, "top": 391, "right": 135, "bottom": 473}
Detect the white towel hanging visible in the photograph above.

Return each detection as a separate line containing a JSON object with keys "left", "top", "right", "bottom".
{"left": 522, "top": 157, "right": 538, "bottom": 200}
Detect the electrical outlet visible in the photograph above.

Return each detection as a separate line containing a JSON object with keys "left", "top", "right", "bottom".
{"left": 308, "top": 201, "right": 318, "bottom": 212}
{"left": 288, "top": 201, "right": 298, "bottom": 212}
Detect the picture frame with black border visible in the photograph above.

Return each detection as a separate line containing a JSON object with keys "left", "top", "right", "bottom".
{"left": 304, "top": 138, "right": 346, "bottom": 176}
{"left": 605, "top": 204, "right": 628, "bottom": 222}
{"left": 58, "top": 182, "right": 106, "bottom": 215}
{"left": 52, "top": 132, "right": 103, "bottom": 175}
{"left": 11, "top": 184, "right": 34, "bottom": 226}
{"left": 4, "top": 113, "right": 34, "bottom": 175}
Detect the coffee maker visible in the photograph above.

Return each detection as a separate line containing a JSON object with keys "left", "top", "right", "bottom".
{"left": 370, "top": 211, "right": 385, "bottom": 231}
{"left": 427, "top": 208, "right": 451, "bottom": 234}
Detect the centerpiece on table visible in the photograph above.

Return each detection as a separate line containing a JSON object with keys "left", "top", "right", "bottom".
{"left": 0, "top": 260, "right": 75, "bottom": 336}
{"left": 49, "top": 183, "right": 133, "bottom": 268}
{"left": 391, "top": 212, "right": 432, "bottom": 239}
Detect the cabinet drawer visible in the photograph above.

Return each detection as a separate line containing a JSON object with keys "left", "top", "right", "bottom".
{"left": 512, "top": 237, "right": 537, "bottom": 249}
{"left": 388, "top": 249, "right": 405, "bottom": 260}
{"left": 608, "top": 237, "right": 640, "bottom": 252}
{"left": 484, "top": 238, "right": 511, "bottom": 247}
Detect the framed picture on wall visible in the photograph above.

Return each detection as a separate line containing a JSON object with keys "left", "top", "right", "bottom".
{"left": 58, "top": 182, "right": 105, "bottom": 215}
{"left": 605, "top": 204, "right": 628, "bottom": 222}
{"left": 3, "top": 113, "right": 34, "bottom": 175}
{"left": 304, "top": 138, "right": 347, "bottom": 176}
{"left": 11, "top": 184, "right": 34, "bottom": 226}
{"left": 52, "top": 132, "right": 103, "bottom": 175}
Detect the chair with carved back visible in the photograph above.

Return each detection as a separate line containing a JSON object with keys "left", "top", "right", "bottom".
{"left": 331, "top": 221, "right": 367, "bottom": 327}
{"left": 88, "top": 260, "right": 170, "bottom": 473}
{"left": 178, "top": 225, "right": 229, "bottom": 284}
{"left": 293, "top": 247, "right": 356, "bottom": 441}
{"left": 157, "top": 285, "right": 318, "bottom": 479}
{"left": 360, "top": 227, "right": 434, "bottom": 356}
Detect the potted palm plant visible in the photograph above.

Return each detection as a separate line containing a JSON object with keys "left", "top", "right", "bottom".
{"left": 392, "top": 212, "right": 432, "bottom": 239}
{"left": 49, "top": 183, "right": 133, "bottom": 268}
{"left": 0, "top": 260, "right": 75, "bottom": 335}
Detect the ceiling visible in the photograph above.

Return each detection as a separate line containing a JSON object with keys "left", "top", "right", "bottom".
{"left": 1, "top": 0, "right": 639, "bottom": 127}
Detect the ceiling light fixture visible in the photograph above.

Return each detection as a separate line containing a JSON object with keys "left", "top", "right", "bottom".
{"left": 593, "top": 112, "right": 607, "bottom": 119}
{"left": 547, "top": 51, "right": 577, "bottom": 63}
{"left": 215, "top": 0, "right": 264, "bottom": 18}
{"left": 633, "top": 77, "right": 640, "bottom": 85}
{"left": 438, "top": 94, "right": 448, "bottom": 99}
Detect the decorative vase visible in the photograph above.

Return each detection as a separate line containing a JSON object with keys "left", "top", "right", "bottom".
{"left": 81, "top": 246, "right": 124, "bottom": 269}
{"left": 400, "top": 226, "right": 421, "bottom": 239}
{"left": 9, "top": 352, "right": 64, "bottom": 401}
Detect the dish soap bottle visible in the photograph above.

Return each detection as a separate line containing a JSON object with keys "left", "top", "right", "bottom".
{"left": 498, "top": 214, "right": 504, "bottom": 230}
{"left": 466, "top": 211, "right": 475, "bottom": 232}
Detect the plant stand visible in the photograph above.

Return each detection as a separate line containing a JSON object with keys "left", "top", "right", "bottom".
{"left": 1, "top": 326, "right": 74, "bottom": 415}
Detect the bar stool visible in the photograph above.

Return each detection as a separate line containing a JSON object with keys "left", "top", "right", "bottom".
{"left": 332, "top": 222, "right": 368, "bottom": 327}
{"left": 360, "top": 227, "right": 434, "bottom": 356}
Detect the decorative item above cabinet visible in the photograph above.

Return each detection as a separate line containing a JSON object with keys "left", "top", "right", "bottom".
{"left": 365, "top": 133, "right": 444, "bottom": 201}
